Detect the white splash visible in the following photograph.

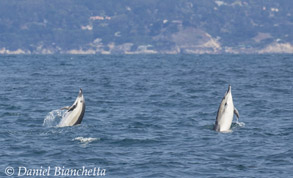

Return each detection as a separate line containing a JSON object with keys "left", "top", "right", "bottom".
{"left": 73, "top": 137, "right": 100, "bottom": 144}
{"left": 43, "top": 109, "right": 66, "bottom": 127}
{"left": 235, "top": 117, "right": 245, "bottom": 127}
{"left": 235, "top": 121, "right": 246, "bottom": 127}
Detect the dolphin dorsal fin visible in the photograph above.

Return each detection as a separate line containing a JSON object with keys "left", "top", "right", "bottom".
{"left": 234, "top": 107, "right": 240, "bottom": 118}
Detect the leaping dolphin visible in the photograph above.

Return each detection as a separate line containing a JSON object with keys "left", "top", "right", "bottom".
{"left": 58, "top": 89, "right": 85, "bottom": 127}
{"left": 214, "top": 85, "right": 239, "bottom": 132}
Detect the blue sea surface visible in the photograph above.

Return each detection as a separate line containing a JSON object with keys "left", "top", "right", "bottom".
{"left": 0, "top": 54, "right": 292, "bottom": 178}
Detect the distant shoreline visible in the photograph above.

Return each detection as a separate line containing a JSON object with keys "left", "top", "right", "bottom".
{"left": 1, "top": 46, "right": 292, "bottom": 55}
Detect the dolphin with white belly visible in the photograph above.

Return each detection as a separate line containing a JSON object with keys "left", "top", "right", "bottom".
{"left": 214, "top": 85, "right": 239, "bottom": 132}
{"left": 58, "top": 89, "right": 85, "bottom": 127}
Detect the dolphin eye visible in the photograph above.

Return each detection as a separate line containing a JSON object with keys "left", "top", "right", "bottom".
{"left": 225, "top": 103, "right": 227, "bottom": 106}
{"left": 80, "top": 100, "right": 83, "bottom": 103}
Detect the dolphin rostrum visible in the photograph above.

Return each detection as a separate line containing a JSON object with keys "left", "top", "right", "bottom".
{"left": 58, "top": 89, "right": 85, "bottom": 127}
{"left": 214, "top": 85, "right": 239, "bottom": 132}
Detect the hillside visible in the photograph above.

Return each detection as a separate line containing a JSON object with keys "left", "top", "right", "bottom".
{"left": 0, "top": 0, "right": 292, "bottom": 54}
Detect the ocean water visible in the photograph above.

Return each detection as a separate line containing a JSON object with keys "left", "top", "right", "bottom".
{"left": 0, "top": 54, "right": 292, "bottom": 178}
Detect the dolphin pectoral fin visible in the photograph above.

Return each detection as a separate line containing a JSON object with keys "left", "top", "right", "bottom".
{"left": 68, "top": 104, "right": 77, "bottom": 112}
{"left": 234, "top": 107, "right": 240, "bottom": 118}
{"left": 61, "top": 106, "right": 70, "bottom": 110}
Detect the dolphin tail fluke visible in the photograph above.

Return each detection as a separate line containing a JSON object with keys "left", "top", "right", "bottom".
{"left": 234, "top": 107, "right": 240, "bottom": 118}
